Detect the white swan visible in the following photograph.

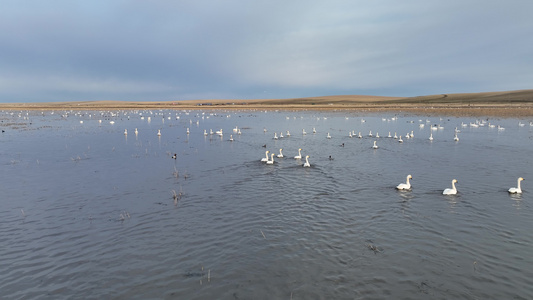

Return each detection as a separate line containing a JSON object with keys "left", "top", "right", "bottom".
{"left": 313, "top": 128, "right": 317, "bottom": 134}
{"left": 429, "top": 133, "right": 433, "bottom": 141}
{"left": 294, "top": 148, "right": 302, "bottom": 159}
{"left": 508, "top": 177, "right": 524, "bottom": 194}
{"left": 134, "top": 128, "right": 138, "bottom": 135}
{"left": 388, "top": 132, "right": 392, "bottom": 138}
{"left": 302, "top": 129, "right": 307, "bottom": 135}
{"left": 157, "top": 129, "right": 161, "bottom": 136}
{"left": 187, "top": 128, "right": 190, "bottom": 134}
{"left": 204, "top": 129, "right": 208, "bottom": 136}
{"left": 394, "top": 132, "right": 398, "bottom": 139}
{"left": 349, "top": 132, "right": 353, "bottom": 138}
{"left": 376, "top": 132, "right": 380, "bottom": 138}
{"left": 454, "top": 133, "right": 459, "bottom": 141}
{"left": 124, "top": 129, "right": 128, "bottom": 135}
{"left": 327, "top": 132, "right": 331, "bottom": 139}
{"left": 266, "top": 153, "right": 275, "bottom": 165}
{"left": 277, "top": 148, "right": 284, "bottom": 158}
{"left": 303, "top": 155, "right": 310, "bottom": 167}
{"left": 396, "top": 175, "right": 413, "bottom": 190}
{"left": 358, "top": 132, "right": 362, "bottom": 138}
{"left": 398, "top": 136, "right": 403, "bottom": 143}
{"left": 274, "top": 132, "right": 278, "bottom": 140}
{"left": 229, "top": 134, "right": 234, "bottom": 141}
{"left": 372, "top": 141, "right": 378, "bottom": 149}
{"left": 261, "top": 150, "right": 270, "bottom": 162}
{"left": 286, "top": 130, "right": 291, "bottom": 137}
{"left": 443, "top": 179, "right": 458, "bottom": 195}
{"left": 368, "top": 131, "right": 373, "bottom": 137}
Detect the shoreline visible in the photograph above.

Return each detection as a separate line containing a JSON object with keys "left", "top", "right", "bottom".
{"left": 2, "top": 89, "right": 533, "bottom": 117}
{"left": 2, "top": 102, "right": 533, "bottom": 118}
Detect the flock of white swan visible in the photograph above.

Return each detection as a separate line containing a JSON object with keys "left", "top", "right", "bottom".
{"left": 253, "top": 123, "right": 526, "bottom": 195}
{"left": 107, "top": 110, "right": 527, "bottom": 196}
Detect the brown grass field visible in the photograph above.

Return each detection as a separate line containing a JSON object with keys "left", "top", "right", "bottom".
{"left": 2, "top": 89, "right": 533, "bottom": 117}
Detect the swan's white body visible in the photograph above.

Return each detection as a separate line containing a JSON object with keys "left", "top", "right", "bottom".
{"left": 134, "top": 128, "right": 138, "bottom": 135}
{"left": 376, "top": 132, "right": 380, "bottom": 138}
{"left": 508, "top": 177, "right": 524, "bottom": 194}
{"left": 261, "top": 151, "right": 270, "bottom": 162}
{"left": 388, "top": 132, "right": 392, "bottom": 138}
{"left": 286, "top": 130, "right": 291, "bottom": 136}
{"left": 443, "top": 179, "right": 458, "bottom": 195}
{"left": 372, "top": 141, "right": 378, "bottom": 149}
{"left": 204, "top": 129, "right": 208, "bottom": 136}
{"left": 327, "top": 132, "right": 331, "bottom": 139}
{"left": 313, "top": 128, "right": 316, "bottom": 134}
{"left": 303, "top": 155, "right": 310, "bottom": 167}
{"left": 302, "top": 129, "right": 307, "bottom": 135}
{"left": 274, "top": 132, "right": 278, "bottom": 140}
{"left": 394, "top": 132, "right": 398, "bottom": 139}
{"left": 277, "top": 148, "right": 284, "bottom": 158}
{"left": 124, "top": 129, "right": 128, "bottom": 135}
{"left": 266, "top": 153, "right": 275, "bottom": 165}
{"left": 368, "top": 131, "right": 373, "bottom": 137}
{"left": 396, "top": 175, "right": 412, "bottom": 190}
{"left": 454, "top": 133, "right": 459, "bottom": 141}
{"left": 358, "top": 132, "right": 362, "bottom": 138}
{"left": 398, "top": 136, "right": 403, "bottom": 143}
{"left": 157, "top": 129, "right": 161, "bottom": 136}
{"left": 294, "top": 148, "right": 302, "bottom": 159}
{"left": 229, "top": 134, "right": 234, "bottom": 141}
{"left": 429, "top": 133, "right": 433, "bottom": 141}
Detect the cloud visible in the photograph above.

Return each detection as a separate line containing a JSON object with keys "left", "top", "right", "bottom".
{"left": 0, "top": 0, "right": 532, "bottom": 102}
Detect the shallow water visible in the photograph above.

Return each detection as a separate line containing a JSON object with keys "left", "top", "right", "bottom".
{"left": 1, "top": 110, "right": 532, "bottom": 299}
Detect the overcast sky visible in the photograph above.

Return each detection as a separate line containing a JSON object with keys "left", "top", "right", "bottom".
{"left": 1, "top": 0, "right": 532, "bottom": 103}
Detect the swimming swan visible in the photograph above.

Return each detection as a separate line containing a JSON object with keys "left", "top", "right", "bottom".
{"left": 294, "top": 148, "right": 302, "bottom": 159}
{"left": 266, "top": 153, "right": 275, "bottom": 165}
{"left": 396, "top": 175, "right": 412, "bottom": 190}
{"left": 261, "top": 150, "right": 270, "bottom": 162}
{"left": 443, "top": 179, "right": 458, "bottom": 195}
{"left": 508, "top": 177, "right": 524, "bottom": 194}
{"left": 277, "top": 148, "right": 284, "bottom": 158}
{"left": 303, "top": 155, "right": 310, "bottom": 167}
{"left": 372, "top": 141, "right": 378, "bottom": 149}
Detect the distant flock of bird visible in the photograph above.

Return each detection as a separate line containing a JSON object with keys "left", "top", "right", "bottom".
{"left": 121, "top": 117, "right": 526, "bottom": 195}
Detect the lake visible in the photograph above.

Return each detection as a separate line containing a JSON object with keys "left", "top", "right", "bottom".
{"left": 1, "top": 109, "right": 532, "bottom": 299}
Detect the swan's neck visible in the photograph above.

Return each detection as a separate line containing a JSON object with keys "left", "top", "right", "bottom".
{"left": 517, "top": 179, "right": 522, "bottom": 189}
{"left": 406, "top": 176, "right": 411, "bottom": 184}
{"left": 452, "top": 181, "right": 456, "bottom": 190}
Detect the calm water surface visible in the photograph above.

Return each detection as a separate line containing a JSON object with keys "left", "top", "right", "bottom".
{"left": 1, "top": 110, "right": 532, "bottom": 299}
